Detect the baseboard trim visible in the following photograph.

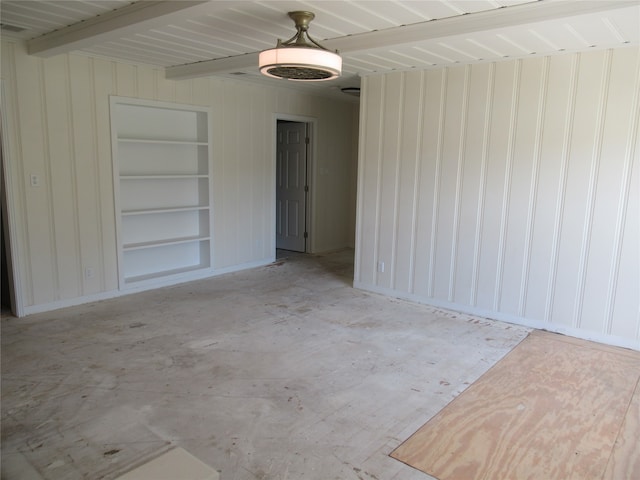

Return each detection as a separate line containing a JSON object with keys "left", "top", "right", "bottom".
{"left": 353, "top": 281, "right": 640, "bottom": 352}
{"left": 21, "top": 258, "right": 275, "bottom": 317}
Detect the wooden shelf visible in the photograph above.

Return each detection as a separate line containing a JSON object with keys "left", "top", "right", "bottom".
{"left": 118, "top": 137, "right": 208, "bottom": 146}
{"left": 124, "top": 263, "right": 210, "bottom": 284}
{"left": 120, "top": 174, "right": 209, "bottom": 180}
{"left": 122, "top": 206, "right": 209, "bottom": 216}
{"left": 123, "top": 235, "right": 210, "bottom": 251}
{"left": 111, "top": 97, "right": 212, "bottom": 289}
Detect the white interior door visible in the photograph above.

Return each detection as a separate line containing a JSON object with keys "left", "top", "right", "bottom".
{"left": 276, "top": 121, "right": 307, "bottom": 252}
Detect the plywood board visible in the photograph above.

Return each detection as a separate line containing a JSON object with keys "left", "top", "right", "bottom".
{"left": 604, "top": 377, "right": 640, "bottom": 479}
{"left": 391, "top": 330, "right": 640, "bottom": 480}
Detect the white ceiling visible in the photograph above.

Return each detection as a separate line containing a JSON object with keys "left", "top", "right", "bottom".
{"left": 1, "top": 0, "right": 638, "bottom": 99}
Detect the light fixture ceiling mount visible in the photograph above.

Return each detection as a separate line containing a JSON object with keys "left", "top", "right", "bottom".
{"left": 259, "top": 11, "right": 342, "bottom": 81}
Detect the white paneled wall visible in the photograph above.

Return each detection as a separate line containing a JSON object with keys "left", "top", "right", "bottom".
{"left": 1, "top": 40, "right": 358, "bottom": 314}
{"left": 355, "top": 47, "right": 639, "bottom": 349}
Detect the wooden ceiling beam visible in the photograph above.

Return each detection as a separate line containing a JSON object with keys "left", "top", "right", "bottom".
{"left": 165, "top": 0, "right": 635, "bottom": 80}
{"left": 27, "top": 1, "right": 216, "bottom": 58}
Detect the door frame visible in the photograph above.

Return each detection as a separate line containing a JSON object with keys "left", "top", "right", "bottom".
{"left": 273, "top": 113, "right": 316, "bottom": 254}
{"left": 0, "top": 80, "right": 23, "bottom": 316}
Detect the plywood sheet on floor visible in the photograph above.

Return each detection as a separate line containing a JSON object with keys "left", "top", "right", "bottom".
{"left": 391, "top": 330, "right": 640, "bottom": 480}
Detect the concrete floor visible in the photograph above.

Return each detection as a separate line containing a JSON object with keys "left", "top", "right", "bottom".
{"left": 1, "top": 249, "right": 530, "bottom": 480}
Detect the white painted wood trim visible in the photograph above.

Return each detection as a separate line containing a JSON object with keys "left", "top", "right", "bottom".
{"left": 604, "top": 54, "right": 640, "bottom": 336}
{"left": 470, "top": 63, "right": 495, "bottom": 307}
{"left": 22, "top": 258, "right": 275, "bottom": 317}
{"left": 109, "top": 95, "right": 213, "bottom": 289}
{"left": 408, "top": 71, "right": 426, "bottom": 294}
{"left": 324, "top": 1, "right": 637, "bottom": 54}
{"left": 519, "top": 57, "right": 549, "bottom": 316}
{"left": 272, "top": 113, "right": 317, "bottom": 254}
{"left": 0, "top": 80, "right": 25, "bottom": 316}
{"left": 165, "top": 1, "right": 636, "bottom": 80}
{"left": 28, "top": 1, "right": 211, "bottom": 58}
{"left": 427, "top": 70, "right": 447, "bottom": 298}
{"left": 493, "top": 60, "right": 521, "bottom": 311}
{"left": 354, "top": 281, "right": 640, "bottom": 352}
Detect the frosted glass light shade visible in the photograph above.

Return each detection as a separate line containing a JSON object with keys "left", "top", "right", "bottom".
{"left": 259, "top": 47, "right": 342, "bottom": 81}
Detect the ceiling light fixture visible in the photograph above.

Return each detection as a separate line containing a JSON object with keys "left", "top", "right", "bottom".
{"left": 259, "top": 11, "right": 341, "bottom": 81}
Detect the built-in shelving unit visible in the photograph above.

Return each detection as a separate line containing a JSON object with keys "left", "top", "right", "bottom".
{"left": 110, "top": 97, "right": 212, "bottom": 288}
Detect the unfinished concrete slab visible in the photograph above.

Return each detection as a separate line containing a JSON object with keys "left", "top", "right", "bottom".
{"left": 1, "top": 249, "right": 530, "bottom": 479}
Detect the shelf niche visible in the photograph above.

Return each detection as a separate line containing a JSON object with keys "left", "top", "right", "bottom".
{"left": 110, "top": 97, "right": 213, "bottom": 288}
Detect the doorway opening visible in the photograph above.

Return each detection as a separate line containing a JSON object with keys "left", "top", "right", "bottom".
{"left": 275, "top": 118, "right": 312, "bottom": 254}
{"left": 0, "top": 101, "right": 17, "bottom": 316}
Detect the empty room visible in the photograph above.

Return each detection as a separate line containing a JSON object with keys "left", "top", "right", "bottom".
{"left": 1, "top": 1, "right": 638, "bottom": 479}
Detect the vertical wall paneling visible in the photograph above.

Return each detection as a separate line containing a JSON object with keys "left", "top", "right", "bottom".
{"left": 373, "top": 76, "right": 385, "bottom": 286}
{"left": 1, "top": 45, "right": 27, "bottom": 314}
{"left": 358, "top": 75, "right": 384, "bottom": 285}
{"left": 155, "top": 69, "right": 175, "bottom": 101}
{"left": 356, "top": 47, "right": 640, "bottom": 349}
{"left": 545, "top": 54, "right": 579, "bottom": 323}
{"left": 353, "top": 78, "right": 368, "bottom": 283}
{"left": 115, "top": 63, "right": 136, "bottom": 98}
{"left": 2, "top": 40, "right": 358, "bottom": 314}
{"left": 409, "top": 70, "right": 446, "bottom": 299}
{"left": 448, "top": 65, "right": 470, "bottom": 302}
{"left": 92, "top": 57, "right": 118, "bottom": 290}
{"left": 574, "top": 51, "right": 612, "bottom": 331}
{"left": 493, "top": 60, "right": 522, "bottom": 310}
{"left": 433, "top": 67, "right": 463, "bottom": 301}
{"left": 525, "top": 56, "right": 569, "bottom": 322}
{"left": 69, "top": 55, "right": 99, "bottom": 296}
{"left": 554, "top": 52, "right": 605, "bottom": 327}
{"left": 45, "top": 55, "right": 82, "bottom": 299}
{"left": 517, "top": 58, "right": 548, "bottom": 317}
{"left": 469, "top": 63, "right": 495, "bottom": 307}
{"left": 36, "top": 60, "right": 59, "bottom": 303}
{"left": 604, "top": 49, "right": 640, "bottom": 338}
{"left": 450, "top": 64, "right": 484, "bottom": 302}
{"left": 84, "top": 57, "right": 106, "bottom": 293}
{"left": 475, "top": 62, "right": 514, "bottom": 312}
{"left": 349, "top": 103, "right": 360, "bottom": 249}
{"left": 64, "top": 56, "right": 84, "bottom": 296}
{"left": 135, "top": 67, "right": 155, "bottom": 100}
{"left": 175, "top": 79, "right": 193, "bottom": 105}
{"left": 378, "top": 74, "right": 400, "bottom": 289}
{"left": 407, "top": 72, "right": 426, "bottom": 294}
{"left": 506, "top": 58, "right": 545, "bottom": 316}
{"left": 388, "top": 73, "right": 405, "bottom": 290}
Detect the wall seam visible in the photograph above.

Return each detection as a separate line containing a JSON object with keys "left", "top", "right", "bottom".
{"left": 66, "top": 55, "right": 83, "bottom": 298}
{"left": 605, "top": 50, "right": 640, "bottom": 336}
{"left": 88, "top": 58, "right": 106, "bottom": 291}
{"left": 545, "top": 53, "right": 580, "bottom": 322}
{"left": 153, "top": 68, "right": 159, "bottom": 100}
{"left": 471, "top": 62, "right": 495, "bottom": 306}
{"left": 112, "top": 62, "right": 118, "bottom": 95}
{"left": 449, "top": 65, "right": 471, "bottom": 302}
{"left": 390, "top": 73, "right": 405, "bottom": 289}
{"left": 409, "top": 71, "right": 426, "bottom": 294}
{"left": 133, "top": 65, "right": 139, "bottom": 98}
{"left": 519, "top": 57, "right": 550, "bottom": 316}
{"left": 428, "top": 69, "right": 448, "bottom": 297}
{"left": 573, "top": 50, "right": 612, "bottom": 329}
{"left": 39, "top": 61, "right": 60, "bottom": 300}
{"left": 373, "top": 76, "right": 386, "bottom": 285}
{"left": 493, "top": 59, "right": 521, "bottom": 311}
